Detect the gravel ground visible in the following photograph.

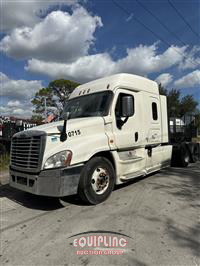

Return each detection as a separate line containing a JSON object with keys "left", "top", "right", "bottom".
{"left": 0, "top": 170, "right": 9, "bottom": 185}
{"left": 0, "top": 163, "right": 199, "bottom": 266}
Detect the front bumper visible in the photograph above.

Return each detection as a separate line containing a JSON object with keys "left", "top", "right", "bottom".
{"left": 9, "top": 164, "right": 83, "bottom": 197}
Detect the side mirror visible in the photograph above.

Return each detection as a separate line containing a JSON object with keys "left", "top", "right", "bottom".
{"left": 121, "top": 96, "right": 134, "bottom": 117}
{"left": 60, "top": 112, "right": 70, "bottom": 142}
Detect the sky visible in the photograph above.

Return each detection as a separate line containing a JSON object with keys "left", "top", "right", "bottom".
{"left": 0, "top": 0, "right": 200, "bottom": 118}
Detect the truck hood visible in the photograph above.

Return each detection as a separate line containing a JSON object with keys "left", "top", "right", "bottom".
{"left": 14, "top": 116, "right": 112, "bottom": 169}
{"left": 28, "top": 117, "right": 104, "bottom": 135}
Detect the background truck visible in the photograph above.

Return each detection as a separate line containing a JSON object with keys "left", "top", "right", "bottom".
{"left": 0, "top": 118, "right": 37, "bottom": 155}
{"left": 9, "top": 73, "right": 200, "bottom": 204}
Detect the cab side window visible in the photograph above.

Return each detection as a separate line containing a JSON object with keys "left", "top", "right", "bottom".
{"left": 152, "top": 102, "right": 158, "bottom": 120}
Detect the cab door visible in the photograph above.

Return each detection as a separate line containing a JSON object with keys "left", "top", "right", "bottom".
{"left": 111, "top": 88, "right": 145, "bottom": 177}
{"left": 112, "top": 88, "right": 144, "bottom": 148}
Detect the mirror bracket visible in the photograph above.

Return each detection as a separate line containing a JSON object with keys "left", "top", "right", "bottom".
{"left": 60, "top": 112, "right": 70, "bottom": 142}
{"left": 116, "top": 116, "right": 129, "bottom": 129}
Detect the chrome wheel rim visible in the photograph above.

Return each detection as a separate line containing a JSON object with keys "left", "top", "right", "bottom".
{"left": 185, "top": 155, "right": 190, "bottom": 163}
{"left": 91, "top": 167, "right": 110, "bottom": 195}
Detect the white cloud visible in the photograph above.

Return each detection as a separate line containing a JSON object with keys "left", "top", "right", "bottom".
{"left": 174, "top": 70, "right": 200, "bottom": 89}
{"left": 178, "top": 46, "right": 200, "bottom": 70}
{"left": 26, "top": 43, "right": 187, "bottom": 83}
{"left": 7, "top": 100, "right": 22, "bottom": 107}
{"left": 116, "top": 44, "right": 187, "bottom": 75}
{"left": 0, "top": 105, "right": 33, "bottom": 118}
{"left": 0, "top": 0, "right": 77, "bottom": 32}
{"left": 155, "top": 73, "right": 173, "bottom": 87}
{"left": 0, "top": 7, "right": 102, "bottom": 63}
{"left": 0, "top": 72, "right": 42, "bottom": 100}
{"left": 13, "top": 108, "right": 26, "bottom": 115}
{"left": 25, "top": 53, "right": 115, "bottom": 83}
{"left": 0, "top": 72, "right": 9, "bottom": 82}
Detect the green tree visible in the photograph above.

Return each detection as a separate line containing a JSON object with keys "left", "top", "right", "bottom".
{"left": 159, "top": 83, "right": 199, "bottom": 128}
{"left": 195, "top": 110, "right": 200, "bottom": 130}
{"left": 167, "top": 88, "right": 181, "bottom": 118}
{"left": 48, "top": 79, "right": 80, "bottom": 108}
{"left": 31, "top": 87, "right": 54, "bottom": 117}
{"left": 158, "top": 84, "right": 182, "bottom": 117}
{"left": 180, "top": 95, "right": 198, "bottom": 117}
{"left": 31, "top": 79, "right": 80, "bottom": 119}
{"left": 31, "top": 114, "right": 43, "bottom": 124}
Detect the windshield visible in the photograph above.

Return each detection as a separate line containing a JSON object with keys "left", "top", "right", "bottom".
{"left": 63, "top": 91, "right": 113, "bottom": 119}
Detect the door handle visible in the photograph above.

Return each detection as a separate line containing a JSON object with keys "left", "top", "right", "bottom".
{"left": 135, "top": 132, "right": 138, "bottom": 142}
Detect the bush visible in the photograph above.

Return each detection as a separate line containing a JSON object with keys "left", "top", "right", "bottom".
{"left": 0, "top": 153, "right": 10, "bottom": 171}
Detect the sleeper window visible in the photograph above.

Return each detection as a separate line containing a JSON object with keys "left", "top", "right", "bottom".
{"left": 152, "top": 102, "right": 158, "bottom": 120}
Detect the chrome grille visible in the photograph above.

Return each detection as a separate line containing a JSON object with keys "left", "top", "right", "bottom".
{"left": 11, "top": 136, "right": 41, "bottom": 170}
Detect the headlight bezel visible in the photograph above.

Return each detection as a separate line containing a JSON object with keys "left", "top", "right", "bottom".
{"left": 43, "top": 150, "right": 72, "bottom": 170}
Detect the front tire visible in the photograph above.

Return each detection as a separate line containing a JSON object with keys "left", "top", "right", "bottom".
{"left": 78, "top": 157, "right": 115, "bottom": 205}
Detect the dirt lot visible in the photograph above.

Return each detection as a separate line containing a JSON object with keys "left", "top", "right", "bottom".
{"left": 0, "top": 170, "right": 9, "bottom": 186}
{"left": 0, "top": 163, "right": 199, "bottom": 266}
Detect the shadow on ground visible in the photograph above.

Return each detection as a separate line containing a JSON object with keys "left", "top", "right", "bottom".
{"left": 141, "top": 163, "right": 200, "bottom": 258}
{"left": 166, "top": 218, "right": 200, "bottom": 257}
{"left": 0, "top": 184, "right": 63, "bottom": 210}
{"left": 0, "top": 163, "right": 199, "bottom": 258}
{"left": 0, "top": 171, "right": 157, "bottom": 210}
{"left": 0, "top": 184, "right": 91, "bottom": 210}
{"left": 151, "top": 164, "right": 200, "bottom": 203}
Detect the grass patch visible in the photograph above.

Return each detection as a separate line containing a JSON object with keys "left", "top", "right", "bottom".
{"left": 192, "top": 137, "right": 200, "bottom": 142}
{"left": 0, "top": 153, "right": 10, "bottom": 172}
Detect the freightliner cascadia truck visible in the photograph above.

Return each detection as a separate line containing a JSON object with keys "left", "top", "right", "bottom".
{"left": 9, "top": 74, "right": 200, "bottom": 204}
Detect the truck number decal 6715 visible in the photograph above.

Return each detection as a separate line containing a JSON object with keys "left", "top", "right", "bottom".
{"left": 68, "top": 130, "right": 81, "bottom": 137}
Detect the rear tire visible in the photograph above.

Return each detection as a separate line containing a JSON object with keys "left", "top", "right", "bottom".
{"left": 180, "top": 146, "right": 190, "bottom": 167}
{"left": 190, "top": 144, "right": 199, "bottom": 163}
{"left": 78, "top": 157, "right": 115, "bottom": 205}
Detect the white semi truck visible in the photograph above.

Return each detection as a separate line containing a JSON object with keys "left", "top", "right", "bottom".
{"left": 9, "top": 74, "right": 199, "bottom": 204}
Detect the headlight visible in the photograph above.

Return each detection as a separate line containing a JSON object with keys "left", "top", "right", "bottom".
{"left": 44, "top": 150, "right": 72, "bottom": 169}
